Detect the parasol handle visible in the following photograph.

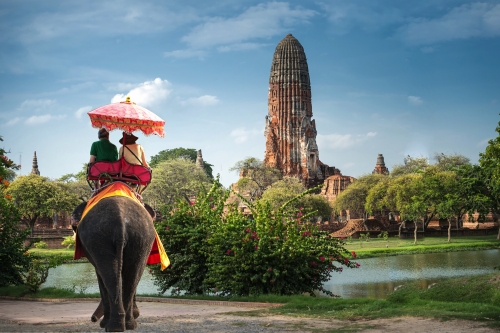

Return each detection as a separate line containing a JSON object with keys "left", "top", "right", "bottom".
{"left": 119, "top": 132, "right": 126, "bottom": 178}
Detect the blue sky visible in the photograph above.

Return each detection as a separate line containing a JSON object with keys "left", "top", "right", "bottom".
{"left": 1, "top": 0, "right": 499, "bottom": 187}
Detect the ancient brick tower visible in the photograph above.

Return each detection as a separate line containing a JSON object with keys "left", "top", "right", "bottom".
{"left": 264, "top": 34, "right": 331, "bottom": 187}
{"left": 372, "top": 154, "right": 389, "bottom": 175}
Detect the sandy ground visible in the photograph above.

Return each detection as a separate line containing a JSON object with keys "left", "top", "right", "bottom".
{"left": 0, "top": 299, "right": 498, "bottom": 332}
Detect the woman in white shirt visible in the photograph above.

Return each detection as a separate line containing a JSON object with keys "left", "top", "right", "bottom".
{"left": 118, "top": 132, "right": 150, "bottom": 168}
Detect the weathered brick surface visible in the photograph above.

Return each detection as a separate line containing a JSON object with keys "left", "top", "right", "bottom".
{"left": 264, "top": 34, "right": 334, "bottom": 187}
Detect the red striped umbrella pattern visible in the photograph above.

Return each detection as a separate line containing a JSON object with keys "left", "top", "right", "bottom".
{"left": 87, "top": 98, "right": 165, "bottom": 138}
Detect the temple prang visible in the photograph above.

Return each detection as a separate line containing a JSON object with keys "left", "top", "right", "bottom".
{"left": 264, "top": 34, "right": 346, "bottom": 188}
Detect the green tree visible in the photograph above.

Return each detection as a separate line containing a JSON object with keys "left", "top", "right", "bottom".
{"left": 0, "top": 136, "right": 20, "bottom": 185}
{"left": 143, "top": 159, "right": 212, "bottom": 208}
{"left": 260, "top": 177, "right": 332, "bottom": 221}
{"left": 391, "top": 156, "right": 429, "bottom": 177}
{"left": 149, "top": 148, "right": 214, "bottom": 178}
{"left": 365, "top": 176, "right": 393, "bottom": 217}
{"left": 0, "top": 190, "right": 31, "bottom": 287}
{"left": 58, "top": 165, "right": 92, "bottom": 202}
{"left": 433, "top": 153, "right": 470, "bottom": 171}
{"left": 58, "top": 164, "right": 87, "bottom": 183}
{"left": 389, "top": 173, "right": 427, "bottom": 244}
{"left": 230, "top": 157, "right": 281, "bottom": 200}
{"left": 5, "top": 175, "right": 80, "bottom": 234}
{"left": 334, "top": 174, "right": 386, "bottom": 230}
{"left": 479, "top": 116, "right": 500, "bottom": 239}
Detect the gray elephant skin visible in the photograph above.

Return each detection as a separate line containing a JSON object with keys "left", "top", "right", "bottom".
{"left": 72, "top": 196, "right": 156, "bottom": 332}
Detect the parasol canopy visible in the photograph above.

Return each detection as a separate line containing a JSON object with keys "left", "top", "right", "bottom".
{"left": 87, "top": 97, "right": 165, "bottom": 137}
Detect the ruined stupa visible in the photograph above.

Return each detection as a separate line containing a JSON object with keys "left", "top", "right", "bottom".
{"left": 31, "top": 151, "right": 40, "bottom": 175}
{"left": 372, "top": 154, "right": 389, "bottom": 175}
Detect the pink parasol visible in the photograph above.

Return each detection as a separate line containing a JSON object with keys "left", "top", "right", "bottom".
{"left": 87, "top": 97, "right": 165, "bottom": 137}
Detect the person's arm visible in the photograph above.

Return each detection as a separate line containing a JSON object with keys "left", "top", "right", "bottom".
{"left": 140, "top": 146, "right": 150, "bottom": 168}
{"left": 89, "top": 142, "right": 97, "bottom": 163}
{"left": 113, "top": 145, "right": 119, "bottom": 161}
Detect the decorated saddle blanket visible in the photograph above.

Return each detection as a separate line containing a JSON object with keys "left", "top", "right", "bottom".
{"left": 74, "top": 182, "right": 170, "bottom": 270}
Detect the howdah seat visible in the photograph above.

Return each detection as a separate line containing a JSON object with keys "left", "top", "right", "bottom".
{"left": 87, "top": 157, "right": 152, "bottom": 192}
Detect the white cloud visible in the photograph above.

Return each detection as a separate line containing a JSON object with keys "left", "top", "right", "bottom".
{"left": 408, "top": 96, "right": 423, "bottom": 106}
{"left": 396, "top": 3, "right": 500, "bottom": 45}
{"left": 15, "top": 1, "right": 199, "bottom": 44}
{"left": 111, "top": 78, "right": 171, "bottom": 107}
{"left": 106, "top": 82, "right": 139, "bottom": 91}
{"left": 168, "top": 2, "right": 316, "bottom": 55}
{"left": 75, "top": 106, "right": 93, "bottom": 119}
{"left": 181, "top": 95, "right": 219, "bottom": 107}
{"left": 317, "top": 132, "right": 377, "bottom": 149}
{"left": 230, "top": 128, "right": 261, "bottom": 144}
{"left": 163, "top": 49, "right": 206, "bottom": 59}
{"left": 217, "top": 43, "right": 265, "bottom": 52}
{"left": 25, "top": 114, "right": 66, "bottom": 125}
{"left": 19, "top": 99, "right": 55, "bottom": 111}
{"left": 6, "top": 117, "right": 21, "bottom": 126}
{"left": 319, "top": 1, "right": 404, "bottom": 34}
{"left": 54, "top": 82, "right": 95, "bottom": 95}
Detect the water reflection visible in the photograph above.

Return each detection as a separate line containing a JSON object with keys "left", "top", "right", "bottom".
{"left": 43, "top": 264, "right": 158, "bottom": 295}
{"left": 323, "top": 249, "right": 500, "bottom": 298}
{"left": 42, "top": 249, "right": 500, "bottom": 299}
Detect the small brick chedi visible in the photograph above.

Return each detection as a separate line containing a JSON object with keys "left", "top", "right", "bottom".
{"left": 372, "top": 154, "right": 389, "bottom": 175}
{"left": 264, "top": 34, "right": 345, "bottom": 188}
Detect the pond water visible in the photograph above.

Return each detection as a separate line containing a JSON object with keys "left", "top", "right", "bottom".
{"left": 42, "top": 249, "right": 500, "bottom": 299}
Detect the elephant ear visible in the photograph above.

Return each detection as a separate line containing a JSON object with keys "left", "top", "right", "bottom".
{"left": 71, "top": 201, "right": 87, "bottom": 225}
{"left": 144, "top": 203, "right": 156, "bottom": 221}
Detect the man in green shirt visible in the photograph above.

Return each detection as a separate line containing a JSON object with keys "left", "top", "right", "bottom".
{"left": 89, "top": 128, "right": 118, "bottom": 163}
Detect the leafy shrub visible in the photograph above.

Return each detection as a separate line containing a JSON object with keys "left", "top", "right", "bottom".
{"left": 205, "top": 193, "right": 358, "bottom": 297}
{"left": 0, "top": 197, "right": 31, "bottom": 287}
{"left": 151, "top": 180, "right": 228, "bottom": 295}
{"left": 24, "top": 255, "right": 65, "bottom": 293}
{"left": 33, "top": 241, "right": 48, "bottom": 249}
{"left": 61, "top": 236, "right": 76, "bottom": 249}
{"left": 152, "top": 178, "right": 358, "bottom": 297}
{"left": 260, "top": 177, "right": 332, "bottom": 221}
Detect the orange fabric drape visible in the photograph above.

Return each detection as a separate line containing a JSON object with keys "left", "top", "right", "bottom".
{"left": 74, "top": 182, "right": 169, "bottom": 270}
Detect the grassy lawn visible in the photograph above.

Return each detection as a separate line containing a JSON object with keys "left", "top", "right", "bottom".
{"left": 28, "top": 248, "right": 84, "bottom": 262}
{"left": 344, "top": 235, "right": 500, "bottom": 258}
{"left": 28, "top": 235, "right": 500, "bottom": 261}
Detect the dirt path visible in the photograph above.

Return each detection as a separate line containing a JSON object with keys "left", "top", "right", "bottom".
{"left": 0, "top": 299, "right": 497, "bottom": 332}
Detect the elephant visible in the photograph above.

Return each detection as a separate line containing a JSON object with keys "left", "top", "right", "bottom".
{"left": 72, "top": 196, "right": 156, "bottom": 332}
